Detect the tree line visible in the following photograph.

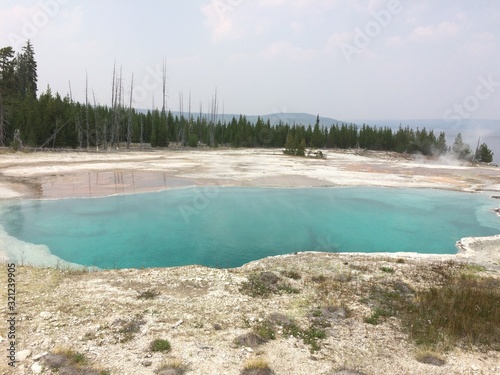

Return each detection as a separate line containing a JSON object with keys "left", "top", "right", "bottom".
{"left": 0, "top": 42, "right": 494, "bottom": 163}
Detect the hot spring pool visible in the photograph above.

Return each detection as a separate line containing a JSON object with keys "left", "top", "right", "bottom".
{"left": 0, "top": 187, "right": 499, "bottom": 269}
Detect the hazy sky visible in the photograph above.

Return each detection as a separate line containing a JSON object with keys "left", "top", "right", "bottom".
{"left": 1, "top": 0, "right": 499, "bottom": 121}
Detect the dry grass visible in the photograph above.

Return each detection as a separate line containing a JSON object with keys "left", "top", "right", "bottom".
{"left": 241, "top": 358, "right": 275, "bottom": 375}
{"left": 44, "top": 348, "right": 110, "bottom": 375}
{"left": 404, "top": 276, "right": 500, "bottom": 349}
{"left": 156, "top": 359, "right": 186, "bottom": 375}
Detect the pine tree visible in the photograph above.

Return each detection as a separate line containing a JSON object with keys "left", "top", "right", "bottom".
{"left": 435, "top": 131, "right": 447, "bottom": 155}
{"left": 0, "top": 46, "right": 16, "bottom": 146}
{"left": 452, "top": 133, "right": 471, "bottom": 160}
{"left": 15, "top": 40, "right": 37, "bottom": 99}
{"left": 475, "top": 143, "right": 494, "bottom": 163}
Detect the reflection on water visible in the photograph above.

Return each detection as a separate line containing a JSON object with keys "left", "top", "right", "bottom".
{"left": 40, "top": 171, "right": 196, "bottom": 198}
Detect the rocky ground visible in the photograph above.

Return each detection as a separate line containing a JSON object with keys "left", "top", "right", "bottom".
{"left": 1, "top": 250, "right": 499, "bottom": 375}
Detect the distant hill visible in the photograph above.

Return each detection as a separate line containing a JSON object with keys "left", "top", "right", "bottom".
{"left": 136, "top": 109, "right": 339, "bottom": 127}
{"left": 136, "top": 109, "right": 499, "bottom": 163}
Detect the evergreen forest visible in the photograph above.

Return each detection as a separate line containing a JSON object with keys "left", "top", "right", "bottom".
{"left": 0, "top": 42, "right": 494, "bottom": 163}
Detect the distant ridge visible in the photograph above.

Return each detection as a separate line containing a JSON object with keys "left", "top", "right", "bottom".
{"left": 136, "top": 109, "right": 339, "bottom": 126}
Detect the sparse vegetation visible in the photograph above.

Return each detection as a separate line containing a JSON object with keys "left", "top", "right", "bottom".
{"left": 234, "top": 332, "right": 267, "bottom": 348}
{"left": 137, "top": 289, "right": 160, "bottom": 300}
{"left": 239, "top": 272, "right": 300, "bottom": 297}
{"left": 361, "top": 280, "right": 415, "bottom": 325}
{"left": 253, "top": 321, "right": 276, "bottom": 340}
{"left": 114, "top": 315, "right": 145, "bottom": 343}
{"left": 150, "top": 338, "right": 172, "bottom": 352}
{"left": 156, "top": 359, "right": 186, "bottom": 375}
{"left": 403, "top": 276, "right": 500, "bottom": 349}
{"left": 280, "top": 269, "right": 302, "bottom": 280}
{"left": 380, "top": 266, "right": 395, "bottom": 274}
{"left": 241, "top": 358, "right": 275, "bottom": 375}
{"left": 282, "top": 322, "right": 326, "bottom": 352}
{"left": 43, "top": 349, "right": 109, "bottom": 375}
{"left": 415, "top": 351, "right": 446, "bottom": 366}
{"left": 6, "top": 253, "right": 500, "bottom": 374}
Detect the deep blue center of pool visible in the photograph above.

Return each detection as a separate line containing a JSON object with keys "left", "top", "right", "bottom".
{"left": 1, "top": 187, "right": 499, "bottom": 268}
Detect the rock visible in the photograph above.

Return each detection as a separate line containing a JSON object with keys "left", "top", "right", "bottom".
{"left": 41, "top": 337, "right": 53, "bottom": 350}
{"left": 32, "top": 352, "right": 48, "bottom": 361}
{"left": 172, "top": 319, "right": 183, "bottom": 328}
{"left": 39, "top": 311, "right": 52, "bottom": 320}
{"left": 142, "top": 360, "right": 152, "bottom": 367}
{"left": 16, "top": 349, "right": 31, "bottom": 361}
{"left": 31, "top": 362, "right": 43, "bottom": 374}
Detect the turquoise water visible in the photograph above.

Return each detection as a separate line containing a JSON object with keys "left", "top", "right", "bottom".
{"left": 0, "top": 187, "right": 499, "bottom": 269}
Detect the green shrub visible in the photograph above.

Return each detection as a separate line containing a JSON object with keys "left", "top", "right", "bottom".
{"left": 239, "top": 272, "right": 300, "bottom": 298}
{"left": 380, "top": 266, "right": 395, "bottom": 274}
{"left": 282, "top": 322, "right": 326, "bottom": 352}
{"left": 150, "top": 339, "right": 172, "bottom": 352}
{"left": 253, "top": 321, "right": 276, "bottom": 340}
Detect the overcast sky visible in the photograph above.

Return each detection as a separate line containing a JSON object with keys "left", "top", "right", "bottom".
{"left": 1, "top": 0, "right": 499, "bottom": 121}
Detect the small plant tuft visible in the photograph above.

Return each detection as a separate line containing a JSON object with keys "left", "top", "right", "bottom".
{"left": 253, "top": 321, "right": 276, "bottom": 341}
{"left": 380, "top": 266, "right": 395, "bottom": 274}
{"left": 282, "top": 322, "right": 326, "bottom": 352}
{"left": 415, "top": 351, "right": 446, "bottom": 366}
{"left": 156, "top": 359, "right": 186, "bottom": 375}
{"left": 239, "top": 272, "right": 300, "bottom": 297}
{"left": 150, "top": 338, "right": 172, "bottom": 352}
{"left": 234, "top": 332, "right": 267, "bottom": 348}
{"left": 280, "top": 270, "right": 301, "bottom": 280}
{"left": 138, "top": 289, "right": 160, "bottom": 300}
{"left": 241, "top": 358, "right": 275, "bottom": 375}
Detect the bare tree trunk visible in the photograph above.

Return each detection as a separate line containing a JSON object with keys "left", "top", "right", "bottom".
{"left": 162, "top": 58, "right": 168, "bottom": 145}
{"left": 210, "top": 88, "right": 218, "bottom": 147}
{"left": 68, "top": 80, "right": 73, "bottom": 102}
{"left": 76, "top": 111, "right": 82, "bottom": 149}
{"left": 85, "top": 70, "right": 90, "bottom": 150}
{"left": 221, "top": 102, "right": 225, "bottom": 146}
{"left": 140, "top": 117, "right": 144, "bottom": 149}
{"left": 127, "top": 73, "right": 134, "bottom": 149}
{"left": 187, "top": 90, "right": 191, "bottom": 146}
{"left": 179, "top": 91, "right": 184, "bottom": 145}
{"left": 115, "top": 66, "right": 123, "bottom": 148}
{"left": 199, "top": 102, "right": 203, "bottom": 141}
{"left": 110, "top": 62, "right": 116, "bottom": 149}
{"left": 92, "top": 90, "right": 99, "bottom": 151}
{"left": 0, "top": 93, "right": 6, "bottom": 147}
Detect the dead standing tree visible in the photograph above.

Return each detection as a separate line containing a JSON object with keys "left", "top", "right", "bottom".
{"left": 110, "top": 62, "right": 123, "bottom": 149}
{"left": 85, "top": 70, "right": 90, "bottom": 150}
{"left": 127, "top": 73, "right": 134, "bottom": 149}
{"left": 179, "top": 90, "right": 184, "bottom": 145}
{"left": 161, "top": 58, "right": 168, "bottom": 146}
{"left": 210, "top": 88, "right": 218, "bottom": 147}
{"left": 0, "top": 92, "right": 7, "bottom": 147}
